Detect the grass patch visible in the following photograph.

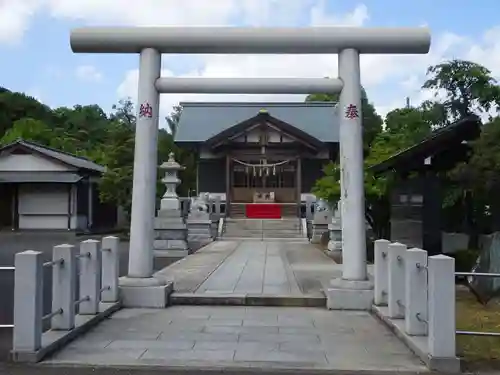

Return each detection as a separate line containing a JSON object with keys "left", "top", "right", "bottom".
{"left": 456, "top": 288, "right": 500, "bottom": 369}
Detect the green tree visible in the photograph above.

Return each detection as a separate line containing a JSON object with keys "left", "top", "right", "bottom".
{"left": 165, "top": 104, "right": 182, "bottom": 137}
{"left": 0, "top": 118, "right": 53, "bottom": 145}
{"left": 97, "top": 100, "right": 136, "bottom": 216}
{"left": 306, "top": 87, "right": 383, "bottom": 150}
{"left": 0, "top": 90, "right": 54, "bottom": 139}
{"left": 312, "top": 104, "right": 438, "bottom": 238}
{"left": 423, "top": 59, "right": 500, "bottom": 121}
{"left": 384, "top": 107, "right": 432, "bottom": 144}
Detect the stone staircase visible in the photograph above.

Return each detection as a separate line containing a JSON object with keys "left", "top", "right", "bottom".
{"left": 230, "top": 204, "right": 246, "bottom": 218}
{"left": 221, "top": 218, "right": 306, "bottom": 241}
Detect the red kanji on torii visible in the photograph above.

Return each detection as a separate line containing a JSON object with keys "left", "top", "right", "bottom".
{"left": 345, "top": 104, "right": 359, "bottom": 119}
{"left": 139, "top": 102, "right": 153, "bottom": 118}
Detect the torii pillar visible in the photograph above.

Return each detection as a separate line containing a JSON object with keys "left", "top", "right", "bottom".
{"left": 70, "top": 27, "right": 431, "bottom": 308}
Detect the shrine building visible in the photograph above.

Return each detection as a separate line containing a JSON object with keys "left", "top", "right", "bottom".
{"left": 175, "top": 102, "right": 339, "bottom": 218}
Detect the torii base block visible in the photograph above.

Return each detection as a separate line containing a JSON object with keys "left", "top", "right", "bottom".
{"left": 326, "top": 277, "right": 374, "bottom": 310}
{"left": 119, "top": 277, "right": 174, "bottom": 308}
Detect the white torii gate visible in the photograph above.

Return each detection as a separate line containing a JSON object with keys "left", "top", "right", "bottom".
{"left": 70, "top": 27, "right": 431, "bottom": 308}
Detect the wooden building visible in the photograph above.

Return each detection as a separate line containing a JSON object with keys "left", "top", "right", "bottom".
{"left": 175, "top": 102, "right": 339, "bottom": 218}
{"left": 370, "top": 116, "right": 481, "bottom": 255}
{"left": 0, "top": 139, "right": 117, "bottom": 231}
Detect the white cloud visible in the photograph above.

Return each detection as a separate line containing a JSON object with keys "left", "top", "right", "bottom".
{"left": 310, "top": 2, "right": 369, "bottom": 26}
{"left": 46, "top": 0, "right": 239, "bottom": 26}
{"left": 0, "top": 0, "right": 41, "bottom": 44}
{"left": 75, "top": 64, "right": 102, "bottom": 82}
{"left": 3, "top": 0, "right": 500, "bottom": 123}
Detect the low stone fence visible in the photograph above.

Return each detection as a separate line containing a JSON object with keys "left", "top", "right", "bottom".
{"left": 371, "top": 239, "right": 460, "bottom": 373}
{"left": 11, "top": 236, "right": 121, "bottom": 363}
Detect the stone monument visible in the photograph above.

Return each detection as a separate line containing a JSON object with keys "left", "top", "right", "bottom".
{"left": 311, "top": 199, "right": 332, "bottom": 244}
{"left": 187, "top": 193, "right": 213, "bottom": 249}
{"left": 328, "top": 201, "right": 342, "bottom": 255}
{"left": 153, "top": 153, "right": 189, "bottom": 258}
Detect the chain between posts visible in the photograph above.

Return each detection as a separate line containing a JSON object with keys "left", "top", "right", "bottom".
{"left": 416, "top": 263, "right": 428, "bottom": 272}
{"left": 416, "top": 312, "right": 428, "bottom": 325}
{"left": 100, "top": 286, "right": 111, "bottom": 293}
{"left": 396, "top": 299, "right": 406, "bottom": 310}
{"left": 455, "top": 272, "right": 500, "bottom": 278}
{"left": 43, "top": 258, "right": 64, "bottom": 268}
{"left": 74, "top": 296, "right": 90, "bottom": 307}
{"left": 42, "top": 308, "right": 63, "bottom": 322}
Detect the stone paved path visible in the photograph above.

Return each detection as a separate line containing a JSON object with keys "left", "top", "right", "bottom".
{"left": 43, "top": 306, "right": 427, "bottom": 372}
{"left": 37, "top": 240, "right": 419, "bottom": 372}
{"left": 154, "top": 240, "right": 365, "bottom": 296}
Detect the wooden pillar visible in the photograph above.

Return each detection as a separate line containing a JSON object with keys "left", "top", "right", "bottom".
{"left": 296, "top": 157, "right": 302, "bottom": 218}
{"left": 226, "top": 154, "right": 231, "bottom": 217}
{"left": 87, "top": 179, "right": 93, "bottom": 230}
{"left": 422, "top": 165, "right": 442, "bottom": 255}
{"left": 67, "top": 184, "right": 72, "bottom": 230}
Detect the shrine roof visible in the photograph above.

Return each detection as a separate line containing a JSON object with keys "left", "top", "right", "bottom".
{"left": 174, "top": 102, "right": 339, "bottom": 144}
{"left": 0, "top": 138, "right": 105, "bottom": 173}
{"left": 369, "top": 115, "right": 482, "bottom": 175}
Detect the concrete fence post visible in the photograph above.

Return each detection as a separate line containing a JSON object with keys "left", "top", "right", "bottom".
{"left": 51, "top": 244, "right": 77, "bottom": 330}
{"left": 101, "top": 236, "right": 120, "bottom": 303}
{"left": 374, "top": 239, "right": 390, "bottom": 306}
{"left": 13, "top": 250, "right": 43, "bottom": 352}
{"left": 79, "top": 239, "right": 102, "bottom": 315}
{"left": 428, "top": 255, "right": 456, "bottom": 358}
{"left": 404, "top": 248, "right": 428, "bottom": 335}
{"left": 388, "top": 242, "right": 407, "bottom": 318}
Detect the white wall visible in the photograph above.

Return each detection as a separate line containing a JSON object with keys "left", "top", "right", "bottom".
{"left": 17, "top": 183, "right": 85, "bottom": 230}
{"left": 0, "top": 154, "right": 74, "bottom": 172}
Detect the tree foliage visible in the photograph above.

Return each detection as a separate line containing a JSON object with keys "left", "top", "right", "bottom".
{"left": 423, "top": 59, "right": 500, "bottom": 122}
{"left": 0, "top": 92, "right": 195, "bottom": 219}
{"left": 311, "top": 59, "right": 500, "bottom": 239}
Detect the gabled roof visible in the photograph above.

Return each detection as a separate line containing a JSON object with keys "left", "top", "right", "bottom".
{"left": 205, "top": 112, "right": 325, "bottom": 151}
{"left": 0, "top": 139, "right": 106, "bottom": 173}
{"left": 369, "top": 116, "right": 481, "bottom": 175}
{"left": 175, "top": 102, "right": 339, "bottom": 144}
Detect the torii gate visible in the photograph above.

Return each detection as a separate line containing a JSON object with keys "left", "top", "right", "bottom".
{"left": 70, "top": 27, "right": 430, "bottom": 308}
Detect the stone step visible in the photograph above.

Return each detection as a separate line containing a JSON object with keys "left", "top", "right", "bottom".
{"left": 219, "top": 237, "right": 309, "bottom": 243}
{"left": 170, "top": 292, "right": 326, "bottom": 307}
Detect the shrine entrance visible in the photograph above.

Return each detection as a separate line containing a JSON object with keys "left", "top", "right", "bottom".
{"left": 229, "top": 157, "right": 299, "bottom": 219}
{"left": 231, "top": 158, "right": 297, "bottom": 203}
{"left": 70, "top": 25, "right": 431, "bottom": 283}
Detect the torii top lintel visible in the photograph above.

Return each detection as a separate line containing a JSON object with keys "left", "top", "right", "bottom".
{"left": 70, "top": 27, "right": 431, "bottom": 54}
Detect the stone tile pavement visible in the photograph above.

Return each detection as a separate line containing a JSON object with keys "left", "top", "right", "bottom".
{"left": 154, "top": 240, "right": 372, "bottom": 297}
{"left": 42, "top": 306, "right": 427, "bottom": 372}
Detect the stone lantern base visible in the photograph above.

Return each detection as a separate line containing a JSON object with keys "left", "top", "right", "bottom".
{"left": 153, "top": 199, "right": 189, "bottom": 258}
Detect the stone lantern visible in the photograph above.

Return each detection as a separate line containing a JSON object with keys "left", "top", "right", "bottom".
{"left": 159, "top": 152, "right": 184, "bottom": 212}
{"left": 154, "top": 152, "right": 188, "bottom": 257}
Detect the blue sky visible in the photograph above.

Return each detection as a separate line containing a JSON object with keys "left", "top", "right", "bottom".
{"left": 0, "top": 0, "right": 499, "bottom": 123}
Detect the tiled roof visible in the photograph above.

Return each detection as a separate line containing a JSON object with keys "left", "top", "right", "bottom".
{"left": 0, "top": 139, "right": 106, "bottom": 173}
{"left": 175, "top": 102, "right": 339, "bottom": 143}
